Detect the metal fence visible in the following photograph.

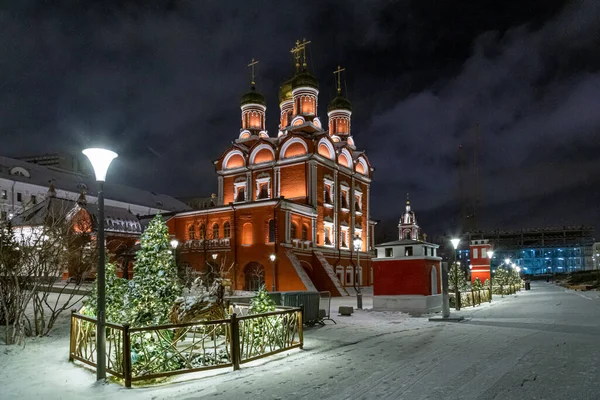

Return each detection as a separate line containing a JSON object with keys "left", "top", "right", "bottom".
{"left": 69, "top": 306, "right": 303, "bottom": 387}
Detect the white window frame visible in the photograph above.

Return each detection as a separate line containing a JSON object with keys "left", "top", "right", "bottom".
{"left": 345, "top": 266, "right": 354, "bottom": 286}
{"left": 255, "top": 176, "right": 271, "bottom": 200}
{"left": 354, "top": 190, "right": 363, "bottom": 215}
{"left": 234, "top": 181, "right": 247, "bottom": 203}
{"left": 323, "top": 221, "right": 334, "bottom": 247}
{"left": 323, "top": 178, "right": 334, "bottom": 208}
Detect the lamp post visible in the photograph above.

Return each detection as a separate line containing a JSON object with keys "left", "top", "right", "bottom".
{"left": 170, "top": 239, "right": 179, "bottom": 264}
{"left": 353, "top": 235, "right": 362, "bottom": 310}
{"left": 450, "top": 238, "right": 461, "bottom": 310}
{"left": 82, "top": 147, "right": 118, "bottom": 382}
{"left": 269, "top": 253, "right": 276, "bottom": 291}
{"left": 487, "top": 250, "right": 494, "bottom": 301}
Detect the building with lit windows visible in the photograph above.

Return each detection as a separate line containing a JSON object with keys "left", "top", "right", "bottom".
{"left": 446, "top": 226, "right": 595, "bottom": 275}
{"left": 167, "top": 41, "right": 375, "bottom": 296}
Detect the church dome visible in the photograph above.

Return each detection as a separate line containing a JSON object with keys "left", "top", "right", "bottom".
{"left": 241, "top": 86, "right": 266, "bottom": 106}
{"left": 278, "top": 78, "right": 293, "bottom": 103}
{"left": 291, "top": 71, "right": 319, "bottom": 90}
{"left": 328, "top": 95, "right": 352, "bottom": 112}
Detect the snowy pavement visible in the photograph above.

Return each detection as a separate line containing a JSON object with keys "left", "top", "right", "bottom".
{"left": 1, "top": 282, "right": 599, "bottom": 399}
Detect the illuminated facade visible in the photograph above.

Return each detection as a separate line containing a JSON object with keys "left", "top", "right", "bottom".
{"left": 167, "top": 41, "right": 375, "bottom": 296}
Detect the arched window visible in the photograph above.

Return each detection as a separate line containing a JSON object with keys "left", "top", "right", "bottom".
{"left": 212, "top": 223, "right": 219, "bottom": 239}
{"left": 345, "top": 266, "right": 354, "bottom": 286}
{"left": 290, "top": 222, "right": 297, "bottom": 239}
{"left": 242, "top": 223, "right": 253, "bottom": 245}
{"left": 188, "top": 224, "right": 196, "bottom": 240}
{"left": 224, "top": 222, "right": 231, "bottom": 238}
{"left": 199, "top": 224, "right": 206, "bottom": 240}
{"left": 431, "top": 266, "right": 438, "bottom": 295}
{"left": 404, "top": 230, "right": 411, "bottom": 240}
{"left": 301, "top": 225, "right": 308, "bottom": 240}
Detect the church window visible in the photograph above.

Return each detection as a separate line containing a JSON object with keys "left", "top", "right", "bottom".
{"left": 1, "top": 190, "right": 6, "bottom": 200}
{"left": 324, "top": 184, "right": 332, "bottom": 205}
{"left": 354, "top": 194, "right": 361, "bottom": 212}
{"left": 324, "top": 226, "right": 332, "bottom": 246}
{"left": 212, "top": 223, "right": 219, "bottom": 239}
{"left": 290, "top": 222, "right": 297, "bottom": 239}
{"left": 405, "top": 246, "right": 413, "bottom": 256}
{"left": 17, "top": 192, "right": 22, "bottom": 202}
{"left": 224, "top": 222, "right": 231, "bottom": 238}
{"left": 234, "top": 181, "right": 247, "bottom": 202}
{"left": 345, "top": 266, "right": 354, "bottom": 286}
{"left": 268, "top": 219, "right": 276, "bottom": 243}
{"left": 188, "top": 225, "right": 196, "bottom": 240}
{"left": 302, "top": 225, "right": 308, "bottom": 240}
{"left": 340, "top": 189, "right": 349, "bottom": 210}
{"left": 404, "top": 230, "right": 411, "bottom": 240}
{"left": 385, "top": 248, "right": 393, "bottom": 257}
{"left": 255, "top": 176, "right": 271, "bottom": 200}
{"left": 473, "top": 248, "right": 479, "bottom": 259}
{"left": 199, "top": 224, "right": 206, "bottom": 240}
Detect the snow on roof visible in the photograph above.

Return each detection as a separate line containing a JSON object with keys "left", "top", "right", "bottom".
{"left": 376, "top": 238, "right": 439, "bottom": 248}
{"left": 0, "top": 155, "right": 191, "bottom": 213}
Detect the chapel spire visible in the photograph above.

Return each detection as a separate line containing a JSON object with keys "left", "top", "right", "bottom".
{"left": 328, "top": 65, "right": 352, "bottom": 139}
{"left": 399, "top": 193, "right": 420, "bottom": 240}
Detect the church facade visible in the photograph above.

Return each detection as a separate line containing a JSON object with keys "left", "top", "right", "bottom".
{"left": 167, "top": 41, "right": 375, "bottom": 296}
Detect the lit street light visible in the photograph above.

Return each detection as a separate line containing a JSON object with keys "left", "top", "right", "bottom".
{"left": 353, "top": 235, "right": 362, "bottom": 310}
{"left": 270, "top": 253, "right": 276, "bottom": 291}
{"left": 170, "top": 239, "right": 179, "bottom": 265}
{"left": 449, "top": 237, "right": 461, "bottom": 312}
{"left": 487, "top": 250, "right": 494, "bottom": 300}
{"left": 82, "top": 147, "right": 118, "bottom": 382}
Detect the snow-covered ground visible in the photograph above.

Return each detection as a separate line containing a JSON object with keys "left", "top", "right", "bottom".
{"left": 2, "top": 283, "right": 599, "bottom": 399}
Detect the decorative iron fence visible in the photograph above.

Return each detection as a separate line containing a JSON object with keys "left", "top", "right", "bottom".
{"left": 69, "top": 306, "right": 303, "bottom": 387}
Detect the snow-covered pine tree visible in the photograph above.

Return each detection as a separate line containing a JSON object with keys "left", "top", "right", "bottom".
{"left": 125, "top": 214, "right": 181, "bottom": 326}
{"left": 249, "top": 285, "right": 276, "bottom": 314}
{"left": 472, "top": 277, "right": 484, "bottom": 290}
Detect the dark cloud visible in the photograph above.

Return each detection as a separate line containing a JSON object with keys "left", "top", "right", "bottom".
{"left": 1, "top": 0, "right": 598, "bottom": 236}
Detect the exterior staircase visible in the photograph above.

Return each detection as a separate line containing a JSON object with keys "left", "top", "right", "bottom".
{"left": 313, "top": 250, "right": 349, "bottom": 296}
{"left": 284, "top": 248, "right": 318, "bottom": 292}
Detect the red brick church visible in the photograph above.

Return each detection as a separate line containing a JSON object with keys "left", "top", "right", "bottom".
{"left": 167, "top": 40, "right": 375, "bottom": 296}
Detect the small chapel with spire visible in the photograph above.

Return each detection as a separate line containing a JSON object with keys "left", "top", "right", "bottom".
{"left": 166, "top": 40, "right": 375, "bottom": 296}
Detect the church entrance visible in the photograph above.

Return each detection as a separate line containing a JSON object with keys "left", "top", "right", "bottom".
{"left": 243, "top": 262, "right": 265, "bottom": 291}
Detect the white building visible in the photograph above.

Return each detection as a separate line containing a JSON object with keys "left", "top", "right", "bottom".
{"left": 0, "top": 155, "right": 191, "bottom": 221}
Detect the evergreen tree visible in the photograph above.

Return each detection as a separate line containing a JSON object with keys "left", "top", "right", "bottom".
{"left": 83, "top": 262, "right": 127, "bottom": 322}
{"left": 125, "top": 214, "right": 181, "bottom": 326}
{"left": 448, "top": 261, "right": 467, "bottom": 291}
{"left": 249, "top": 285, "right": 276, "bottom": 314}
{"left": 472, "top": 277, "right": 484, "bottom": 290}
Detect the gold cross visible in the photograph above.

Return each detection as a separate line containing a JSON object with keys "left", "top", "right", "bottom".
{"left": 333, "top": 65, "right": 345, "bottom": 94}
{"left": 290, "top": 38, "right": 311, "bottom": 70}
{"left": 247, "top": 57, "right": 259, "bottom": 85}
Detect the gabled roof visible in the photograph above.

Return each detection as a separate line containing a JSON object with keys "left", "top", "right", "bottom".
{"left": 11, "top": 196, "right": 142, "bottom": 235}
{"left": 0, "top": 155, "right": 191, "bottom": 212}
{"left": 376, "top": 238, "right": 439, "bottom": 248}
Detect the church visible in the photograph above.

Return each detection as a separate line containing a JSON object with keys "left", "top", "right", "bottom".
{"left": 167, "top": 40, "right": 375, "bottom": 296}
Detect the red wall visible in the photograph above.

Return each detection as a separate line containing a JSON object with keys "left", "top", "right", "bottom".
{"left": 373, "top": 259, "right": 441, "bottom": 296}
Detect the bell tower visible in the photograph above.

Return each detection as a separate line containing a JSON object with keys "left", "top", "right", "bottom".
{"left": 399, "top": 194, "right": 419, "bottom": 240}
{"left": 239, "top": 58, "right": 267, "bottom": 141}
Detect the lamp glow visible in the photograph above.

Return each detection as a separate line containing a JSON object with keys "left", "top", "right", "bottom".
{"left": 170, "top": 239, "right": 179, "bottom": 249}
{"left": 212, "top": 253, "right": 218, "bottom": 260}
{"left": 504, "top": 258, "right": 511, "bottom": 265}
{"left": 83, "top": 148, "right": 118, "bottom": 182}
{"left": 353, "top": 235, "right": 361, "bottom": 251}
{"left": 487, "top": 250, "right": 494, "bottom": 259}
{"left": 450, "top": 238, "right": 460, "bottom": 250}
{"left": 269, "top": 254, "right": 276, "bottom": 262}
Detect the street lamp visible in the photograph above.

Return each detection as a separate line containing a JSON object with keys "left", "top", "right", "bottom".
{"left": 353, "top": 235, "right": 363, "bottom": 309}
{"left": 450, "top": 238, "right": 461, "bottom": 310}
{"left": 487, "top": 250, "right": 494, "bottom": 301}
{"left": 269, "top": 253, "right": 276, "bottom": 291}
{"left": 212, "top": 253, "right": 218, "bottom": 261}
{"left": 82, "top": 147, "right": 118, "bottom": 382}
{"left": 170, "top": 239, "right": 179, "bottom": 265}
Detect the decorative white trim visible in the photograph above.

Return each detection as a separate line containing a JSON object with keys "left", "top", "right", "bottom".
{"left": 249, "top": 143, "right": 275, "bottom": 165}
{"left": 331, "top": 135, "right": 341, "bottom": 143}
{"left": 290, "top": 115, "right": 306, "bottom": 127}
{"left": 317, "top": 138, "right": 335, "bottom": 160}
{"left": 259, "top": 131, "right": 269, "bottom": 138}
{"left": 240, "top": 103, "right": 266, "bottom": 111}
{"left": 223, "top": 150, "right": 246, "bottom": 169}
{"left": 280, "top": 137, "right": 308, "bottom": 159}
{"left": 338, "top": 149, "right": 352, "bottom": 168}
{"left": 355, "top": 156, "right": 369, "bottom": 176}
{"left": 313, "top": 117, "right": 322, "bottom": 128}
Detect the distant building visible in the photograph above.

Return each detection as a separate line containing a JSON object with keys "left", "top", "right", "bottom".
{"left": 438, "top": 226, "right": 595, "bottom": 275}
{"left": 179, "top": 194, "right": 218, "bottom": 210}
{"left": 0, "top": 154, "right": 191, "bottom": 222}
{"left": 17, "top": 152, "right": 92, "bottom": 176}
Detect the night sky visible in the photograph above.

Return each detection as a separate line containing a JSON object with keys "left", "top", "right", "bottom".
{"left": 2, "top": 0, "right": 599, "bottom": 240}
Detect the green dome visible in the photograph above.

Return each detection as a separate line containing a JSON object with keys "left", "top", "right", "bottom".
{"left": 241, "top": 86, "right": 266, "bottom": 106}
{"left": 291, "top": 70, "right": 319, "bottom": 90}
{"left": 328, "top": 94, "right": 352, "bottom": 112}
{"left": 278, "top": 79, "right": 293, "bottom": 103}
